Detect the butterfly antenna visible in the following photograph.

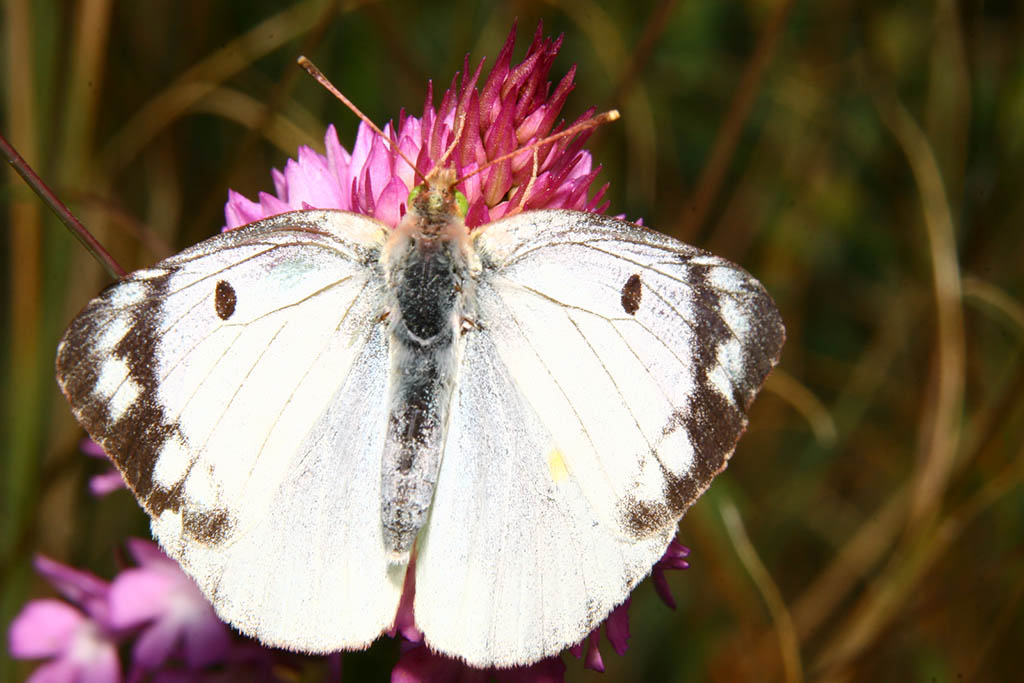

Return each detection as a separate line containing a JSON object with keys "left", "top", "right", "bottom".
{"left": 514, "top": 148, "right": 541, "bottom": 212}
{"left": 455, "top": 109, "right": 620, "bottom": 185}
{"left": 297, "top": 56, "right": 425, "bottom": 184}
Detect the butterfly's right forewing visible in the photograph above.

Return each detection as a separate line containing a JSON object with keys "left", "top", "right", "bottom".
{"left": 56, "top": 210, "right": 405, "bottom": 652}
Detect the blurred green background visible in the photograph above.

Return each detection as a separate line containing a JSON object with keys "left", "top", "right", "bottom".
{"left": 2, "top": 0, "right": 1023, "bottom": 680}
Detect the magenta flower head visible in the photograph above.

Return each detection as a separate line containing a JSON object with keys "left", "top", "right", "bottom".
{"left": 223, "top": 23, "right": 609, "bottom": 234}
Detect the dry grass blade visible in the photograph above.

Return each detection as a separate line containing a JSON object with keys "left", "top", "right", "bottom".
{"left": 872, "top": 89, "right": 966, "bottom": 533}
{"left": 763, "top": 369, "right": 838, "bottom": 447}
{"left": 552, "top": 0, "right": 658, "bottom": 206}
{"left": 721, "top": 500, "right": 804, "bottom": 683}
{"left": 962, "top": 276, "right": 1024, "bottom": 338}
{"left": 679, "top": 0, "right": 795, "bottom": 240}
{"left": 187, "top": 86, "right": 320, "bottom": 156}
{"left": 809, "top": 81, "right": 968, "bottom": 680}
{"left": 3, "top": 0, "right": 44, "bottom": 561}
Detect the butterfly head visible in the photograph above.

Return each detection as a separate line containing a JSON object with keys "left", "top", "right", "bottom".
{"left": 406, "top": 168, "right": 469, "bottom": 232}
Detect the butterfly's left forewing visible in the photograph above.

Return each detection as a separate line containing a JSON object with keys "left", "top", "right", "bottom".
{"left": 56, "top": 210, "right": 406, "bottom": 652}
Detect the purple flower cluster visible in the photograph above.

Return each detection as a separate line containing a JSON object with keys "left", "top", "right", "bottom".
{"left": 9, "top": 539, "right": 688, "bottom": 681}
{"left": 8, "top": 541, "right": 230, "bottom": 682}
{"left": 13, "top": 23, "right": 693, "bottom": 682}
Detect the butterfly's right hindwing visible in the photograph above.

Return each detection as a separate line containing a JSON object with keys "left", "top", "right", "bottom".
{"left": 56, "top": 210, "right": 405, "bottom": 652}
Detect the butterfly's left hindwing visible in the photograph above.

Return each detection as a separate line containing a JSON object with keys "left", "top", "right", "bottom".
{"left": 56, "top": 210, "right": 407, "bottom": 652}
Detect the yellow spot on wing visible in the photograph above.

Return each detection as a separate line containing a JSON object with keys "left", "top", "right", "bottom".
{"left": 547, "top": 448, "right": 569, "bottom": 483}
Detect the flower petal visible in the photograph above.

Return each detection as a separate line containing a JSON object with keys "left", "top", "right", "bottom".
{"left": 375, "top": 176, "right": 411, "bottom": 228}
{"left": 132, "top": 618, "right": 180, "bottom": 671}
{"left": 605, "top": 599, "right": 631, "bottom": 655}
{"left": 180, "top": 608, "right": 232, "bottom": 669}
{"left": 582, "top": 631, "right": 604, "bottom": 673}
{"left": 388, "top": 555, "right": 422, "bottom": 643}
{"left": 107, "top": 567, "right": 175, "bottom": 628}
{"left": 124, "top": 538, "right": 174, "bottom": 569}
{"left": 7, "top": 600, "right": 84, "bottom": 658}
{"left": 391, "top": 644, "right": 489, "bottom": 683}
{"left": 73, "top": 628, "right": 122, "bottom": 683}
{"left": 223, "top": 189, "right": 266, "bottom": 231}
{"left": 652, "top": 540, "right": 691, "bottom": 609}
{"left": 33, "top": 556, "right": 109, "bottom": 622}
{"left": 79, "top": 439, "right": 105, "bottom": 458}
{"left": 26, "top": 658, "right": 82, "bottom": 683}
{"left": 496, "top": 657, "right": 566, "bottom": 683}
{"left": 88, "top": 470, "right": 126, "bottom": 497}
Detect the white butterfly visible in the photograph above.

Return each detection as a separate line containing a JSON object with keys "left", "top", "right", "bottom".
{"left": 56, "top": 165, "right": 784, "bottom": 667}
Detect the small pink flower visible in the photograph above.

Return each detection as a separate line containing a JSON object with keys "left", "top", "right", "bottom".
{"left": 107, "top": 539, "right": 232, "bottom": 672}
{"left": 8, "top": 557, "right": 122, "bottom": 682}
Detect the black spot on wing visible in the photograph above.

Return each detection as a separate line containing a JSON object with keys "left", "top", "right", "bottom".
{"left": 103, "top": 275, "right": 180, "bottom": 505}
{"left": 684, "top": 260, "right": 785, "bottom": 407}
{"left": 215, "top": 280, "right": 236, "bottom": 320}
{"left": 729, "top": 278, "right": 786, "bottom": 409}
{"left": 621, "top": 273, "right": 642, "bottom": 315}
{"left": 56, "top": 275, "right": 176, "bottom": 507}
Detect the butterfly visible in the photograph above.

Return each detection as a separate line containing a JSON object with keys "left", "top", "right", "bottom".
{"left": 56, "top": 155, "right": 784, "bottom": 667}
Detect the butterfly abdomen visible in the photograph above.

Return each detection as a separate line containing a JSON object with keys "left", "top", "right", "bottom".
{"left": 380, "top": 226, "right": 472, "bottom": 558}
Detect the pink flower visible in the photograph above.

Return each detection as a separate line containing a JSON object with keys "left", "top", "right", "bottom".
{"left": 223, "top": 22, "right": 609, "bottom": 233}
{"left": 8, "top": 542, "right": 237, "bottom": 682}
{"left": 8, "top": 557, "right": 121, "bottom": 683}
{"left": 107, "top": 539, "right": 231, "bottom": 673}
{"left": 392, "top": 645, "right": 566, "bottom": 683}
{"left": 387, "top": 543, "right": 690, "bottom": 680}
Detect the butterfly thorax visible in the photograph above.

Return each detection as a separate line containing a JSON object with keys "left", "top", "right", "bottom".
{"left": 406, "top": 169, "right": 463, "bottom": 235}
{"left": 379, "top": 175, "right": 477, "bottom": 560}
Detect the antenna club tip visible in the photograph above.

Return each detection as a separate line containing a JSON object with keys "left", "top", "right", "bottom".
{"left": 606, "top": 109, "right": 621, "bottom": 121}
